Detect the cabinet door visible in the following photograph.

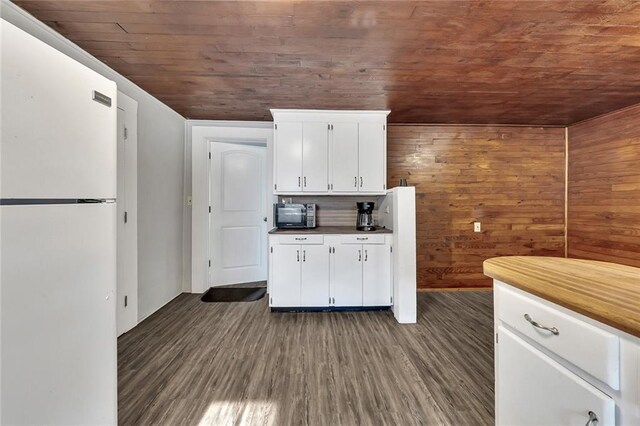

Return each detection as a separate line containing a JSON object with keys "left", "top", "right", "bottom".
{"left": 271, "top": 244, "right": 301, "bottom": 306}
{"left": 274, "top": 122, "right": 303, "bottom": 193}
{"left": 497, "top": 326, "right": 615, "bottom": 426}
{"left": 362, "top": 244, "right": 392, "bottom": 306}
{"left": 331, "top": 122, "right": 359, "bottom": 192}
{"left": 300, "top": 245, "right": 330, "bottom": 306}
{"left": 358, "top": 122, "right": 386, "bottom": 193}
{"left": 332, "top": 244, "right": 363, "bottom": 306}
{"left": 302, "top": 122, "right": 329, "bottom": 192}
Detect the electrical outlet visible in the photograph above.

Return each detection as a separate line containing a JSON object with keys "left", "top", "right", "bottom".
{"left": 474, "top": 222, "right": 481, "bottom": 232}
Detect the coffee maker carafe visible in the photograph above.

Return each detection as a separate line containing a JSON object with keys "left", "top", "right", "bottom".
{"left": 356, "top": 202, "right": 375, "bottom": 231}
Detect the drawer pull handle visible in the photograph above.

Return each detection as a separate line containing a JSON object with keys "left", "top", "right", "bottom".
{"left": 524, "top": 314, "right": 559, "bottom": 335}
{"left": 357, "top": 237, "right": 368, "bottom": 241}
{"left": 295, "top": 237, "right": 307, "bottom": 241}
{"left": 585, "top": 411, "right": 598, "bottom": 426}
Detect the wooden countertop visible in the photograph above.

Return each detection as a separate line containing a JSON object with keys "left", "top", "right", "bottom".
{"left": 484, "top": 256, "right": 640, "bottom": 338}
{"left": 269, "top": 226, "right": 392, "bottom": 235}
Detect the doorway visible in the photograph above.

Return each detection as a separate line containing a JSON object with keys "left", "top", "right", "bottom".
{"left": 208, "top": 141, "right": 267, "bottom": 286}
{"left": 190, "top": 123, "right": 274, "bottom": 294}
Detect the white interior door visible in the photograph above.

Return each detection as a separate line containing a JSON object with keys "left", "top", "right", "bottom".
{"left": 274, "top": 122, "right": 302, "bottom": 192}
{"left": 358, "top": 122, "right": 385, "bottom": 192}
{"left": 116, "top": 93, "right": 138, "bottom": 336}
{"left": 209, "top": 142, "right": 267, "bottom": 286}
{"left": 302, "top": 122, "right": 329, "bottom": 192}
{"left": 362, "top": 244, "right": 392, "bottom": 305}
{"left": 330, "top": 122, "right": 359, "bottom": 192}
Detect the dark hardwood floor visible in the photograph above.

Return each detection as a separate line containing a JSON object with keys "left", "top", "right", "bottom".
{"left": 118, "top": 291, "right": 494, "bottom": 425}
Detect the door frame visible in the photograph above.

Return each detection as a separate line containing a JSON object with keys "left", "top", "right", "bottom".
{"left": 116, "top": 91, "right": 138, "bottom": 336}
{"left": 190, "top": 123, "right": 274, "bottom": 294}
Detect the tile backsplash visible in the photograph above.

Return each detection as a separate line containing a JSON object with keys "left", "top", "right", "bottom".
{"left": 282, "top": 196, "right": 385, "bottom": 227}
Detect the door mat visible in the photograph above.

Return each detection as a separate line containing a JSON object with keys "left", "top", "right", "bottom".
{"left": 200, "top": 286, "right": 266, "bottom": 303}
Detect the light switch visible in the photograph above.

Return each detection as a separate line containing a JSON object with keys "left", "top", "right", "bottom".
{"left": 474, "top": 222, "right": 481, "bottom": 232}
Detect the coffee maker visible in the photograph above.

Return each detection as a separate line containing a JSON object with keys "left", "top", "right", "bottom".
{"left": 356, "top": 202, "right": 376, "bottom": 231}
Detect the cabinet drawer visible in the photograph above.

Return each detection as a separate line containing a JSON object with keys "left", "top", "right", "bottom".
{"left": 497, "top": 284, "right": 619, "bottom": 389}
{"left": 277, "top": 235, "right": 324, "bottom": 245}
{"left": 340, "top": 235, "right": 385, "bottom": 244}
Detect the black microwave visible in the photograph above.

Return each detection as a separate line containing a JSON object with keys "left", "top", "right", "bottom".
{"left": 274, "top": 203, "right": 317, "bottom": 228}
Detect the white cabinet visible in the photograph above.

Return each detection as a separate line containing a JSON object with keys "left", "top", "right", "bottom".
{"left": 272, "top": 110, "right": 389, "bottom": 195}
{"left": 362, "top": 244, "right": 392, "bottom": 305}
{"left": 270, "top": 238, "right": 329, "bottom": 307}
{"left": 302, "top": 122, "right": 329, "bottom": 192}
{"left": 270, "top": 244, "right": 302, "bottom": 307}
{"left": 332, "top": 244, "right": 363, "bottom": 306}
{"left": 497, "top": 326, "right": 614, "bottom": 426}
{"left": 273, "top": 121, "right": 328, "bottom": 193}
{"left": 330, "top": 236, "right": 392, "bottom": 307}
{"left": 269, "top": 233, "right": 392, "bottom": 308}
{"left": 494, "top": 280, "right": 640, "bottom": 426}
{"left": 358, "top": 122, "right": 386, "bottom": 193}
{"left": 300, "top": 244, "right": 330, "bottom": 306}
{"left": 274, "top": 122, "right": 303, "bottom": 193}
{"left": 331, "top": 122, "right": 359, "bottom": 192}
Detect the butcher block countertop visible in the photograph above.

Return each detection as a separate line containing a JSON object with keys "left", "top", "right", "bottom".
{"left": 484, "top": 256, "right": 640, "bottom": 338}
{"left": 269, "top": 226, "right": 392, "bottom": 235}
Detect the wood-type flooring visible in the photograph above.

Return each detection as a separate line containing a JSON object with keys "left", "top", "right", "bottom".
{"left": 118, "top": 291, "right": 494, "bottom": 425}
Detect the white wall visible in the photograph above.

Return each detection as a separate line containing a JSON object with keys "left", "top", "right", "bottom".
{"left": 1, "top": 1, "right": 186, "bottom": 321}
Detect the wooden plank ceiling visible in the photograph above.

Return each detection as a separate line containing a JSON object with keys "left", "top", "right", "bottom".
{"left": 14, "top": 0, "right": 640, "bottom": 124}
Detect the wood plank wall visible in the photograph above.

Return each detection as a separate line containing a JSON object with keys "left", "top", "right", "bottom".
{"left": 387, "top": 125, "right": 566, "bottom": 289}
{"left": 567, "top": 104, "right": 640, "bottom": 268}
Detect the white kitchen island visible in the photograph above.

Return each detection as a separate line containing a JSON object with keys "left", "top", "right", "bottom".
{"left": 485, "top": 256, "right": 640, "bottom": 426}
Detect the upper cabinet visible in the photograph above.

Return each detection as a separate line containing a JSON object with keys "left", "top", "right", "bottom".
{"left": 271, "top": 109, "right": 390, "bottom": 195}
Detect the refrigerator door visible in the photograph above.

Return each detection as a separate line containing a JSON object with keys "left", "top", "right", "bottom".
{"left": 0, "top": 20, "right": 116, "bottom": 199}
{"left": 1, "top": 203, "right": 117, "bottom": 425}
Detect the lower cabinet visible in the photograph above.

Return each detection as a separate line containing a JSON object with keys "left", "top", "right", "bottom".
{"left": 493, "top": 281, "right": 632, "bottom": 426}
{"left": 332, "top": 244, "right": 363, "bottom": 306}
{"left": 361, "top": 243, "right": 392, "bottom": 305}
{"left": 497, "top": 326, "right": 615, "bottom": 426}
{"left": 269, "top": 234, "right": 392, "bottom": 308}
{"left": 270, "top": 242, "right": 330, "bottom": 307}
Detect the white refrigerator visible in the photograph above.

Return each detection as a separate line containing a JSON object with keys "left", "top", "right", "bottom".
{"left": 1, "top": 20, "right": 117, "bottom": 424}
